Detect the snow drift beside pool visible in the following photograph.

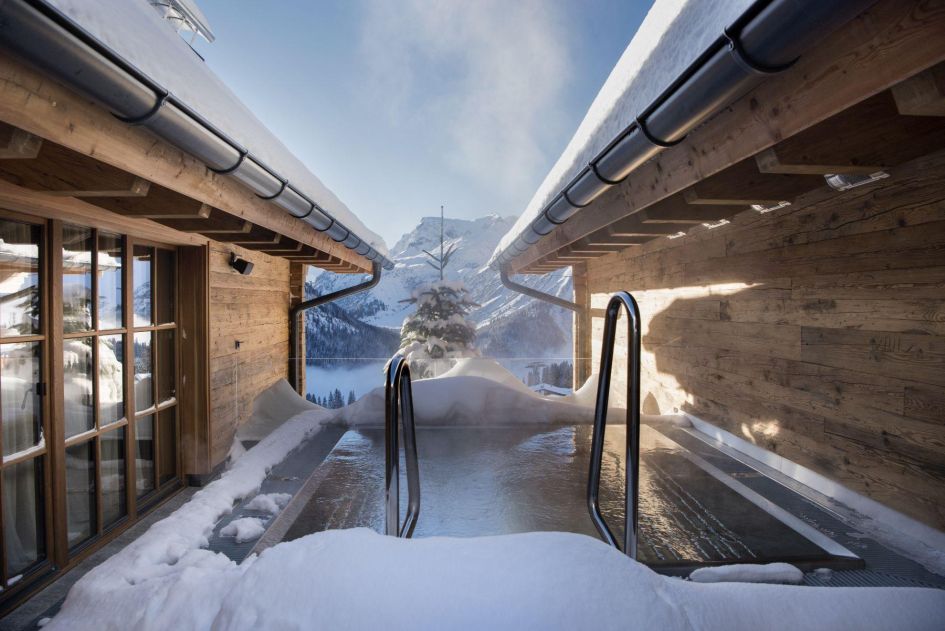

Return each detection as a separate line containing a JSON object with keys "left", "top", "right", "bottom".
{"left": 48, "top": 528, "right": 945, "bottom": 631}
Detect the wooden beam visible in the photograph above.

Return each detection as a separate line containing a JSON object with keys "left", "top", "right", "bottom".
{"left": 160, "top": 209, "right": 251, "bottom": 234}
{"left": 892, "top": 62, "right": 945, "bottom": 116}
{"left": 566, "top": 238, "right": 628, "bottom": 253}
{"left": 507, "top": 0, "right": 945, "bottom": 272}
{"left": 637, "top": 196, "right": 745, "bottom": 224}
{"left": 0, "top": 55, "right": 371, "bottom": 272}
{"left": 87, "top": 182, "right": 211, "bottom": 218}
{"left": 0, "top": 140, "right": 150, "bottom": 196}
{"left": 211, "top": 226, "right": 281, "bottom": 245}
{"left": 756, "top": 91, "right": 945, "bottom": 175}
{"left": 0, "top": 121, "right": 41, "bottom": 159}
{"left": 684, "top": 159, "right": 825, "bottom": 205}
{"left": 608, "top": 217, "right": 685, "bottom": 237}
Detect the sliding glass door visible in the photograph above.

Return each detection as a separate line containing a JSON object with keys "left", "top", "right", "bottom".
{"left": 0, "top": 216, "right": 180, "bottom": 604}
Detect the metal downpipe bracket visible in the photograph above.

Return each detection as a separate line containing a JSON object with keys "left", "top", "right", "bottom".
{"left": 289, "top": 261, "right": 381, "bottom": 391}
{"left": 499, "top": 266, "right": 582, "bottom": 313}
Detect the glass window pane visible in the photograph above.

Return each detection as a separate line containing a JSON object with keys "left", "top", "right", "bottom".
{"left": 156, "top": 330, "right": 175, "bottom": 406}
{"left": 101, "top": 427, "right": 126, "bottom": 528}
{"left": 155, "top": 248, "right": 175, "bottom": 325}
{"left": 1, "top": 341, "right": 43, "bottom": 457}
{"left": 134, "top": 332, "right": 153, "bottom": 412}
{"left": 2, "top": 457, "right": 45, "bottom": 576}
{"left": 0, "top": 219, "right": 41, "bottom": 337}
{"left": 63, "top": 337, "right": 94, "bottom": 438}
{"left": 135, "top": 414, "right": 154, "bottom": 498}
{"left": 97, "top": 233, "right": 123, "bottom": 330}
{"left": 132, "top": 246, "right": 152, "bottom": 327}
{"left": 99, "top": 334, "right": 124, "bottom": 425}
{"left": 63, "top": 225, "right": 93, "bottom": 333}
{"left": 157, "top": 407, "right": 177, "bottom": 486}
{"left": 65, "top": 440, "right": 95, "bottom": 547}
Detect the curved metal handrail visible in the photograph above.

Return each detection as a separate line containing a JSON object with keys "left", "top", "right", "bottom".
{"left": 587, "top": 292, "right": 641, "bottom": 558}
{"left": 385, "top": 354, "right": 421, "bottom": 538}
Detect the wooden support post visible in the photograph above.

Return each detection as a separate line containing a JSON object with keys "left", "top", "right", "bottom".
{"left": 289, "top": 263, "right": 307, "bottom": 396}
{"left": 572, "top": 262, "right": 592, "bottom": 389}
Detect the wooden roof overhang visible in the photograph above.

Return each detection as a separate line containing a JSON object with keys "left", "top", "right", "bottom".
{"left": 509, "top": 0, "right": 945, "bottom": 275}
{"left": 0, "top": 54, "right": 370, "bottom": 273}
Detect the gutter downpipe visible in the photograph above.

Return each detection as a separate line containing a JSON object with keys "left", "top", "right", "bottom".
{"left": 500, "top": 266, "right": 582, "bottom": 313}
{"left": 289, "top": 262, "right": 382, "bottom": 393}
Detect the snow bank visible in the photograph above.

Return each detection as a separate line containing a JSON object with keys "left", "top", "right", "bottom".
{"left": 689, "top": 562, "right": 804, "bottom": 585}
{"left": 239, "top": 379, "right": 319, "bottom": 442}
{"left": 50, "top": 528, "right": 945, "bottom": 630}
{"left": 493, "top": 0, "right": 753, "bottom": 262}
{"left": 437, "top": 358, "right": 536, "bottom": 395}
{"left": 338, "top": 374, "right": 597, "bottom": 427}
{"left": 220, "top": 518, "right": 266, "bottom": 544}
{"left": 46, "top": 407, "right": 335, "bottom": 631}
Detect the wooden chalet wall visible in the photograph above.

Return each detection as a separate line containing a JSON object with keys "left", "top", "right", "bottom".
{"left": 208, "top": 242, "right": 290, "bottom": 467}
{"left": 586, "top": 151, "right": 945, "bottom": 531}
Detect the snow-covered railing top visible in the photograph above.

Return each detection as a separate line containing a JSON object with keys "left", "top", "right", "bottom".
{"left": 0, "top": 0, "right": 393, "bottom": 268}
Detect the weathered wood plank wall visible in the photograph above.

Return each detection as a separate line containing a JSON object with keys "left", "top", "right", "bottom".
{"left": 586, "top": 151, "right": 945, "bottom": 530}
{"left": 208, "top": 242, "right": 290, "bottom": 466}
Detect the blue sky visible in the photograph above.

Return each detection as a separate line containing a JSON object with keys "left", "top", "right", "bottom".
{"left": 194, "top": 0, "right": 652, "bottom": 247}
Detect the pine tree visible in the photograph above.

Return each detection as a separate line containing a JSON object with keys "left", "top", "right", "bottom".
{"left": 347, "top": 390, "right": 356, "bottom": 405}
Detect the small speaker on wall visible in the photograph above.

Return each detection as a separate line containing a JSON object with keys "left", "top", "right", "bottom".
{"left": 230, "top": 253, "right": 254, "bottom": 276}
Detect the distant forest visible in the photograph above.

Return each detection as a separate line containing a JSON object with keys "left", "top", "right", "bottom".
{"left": 303, "top": 300, "right": 400, "bottom": 365}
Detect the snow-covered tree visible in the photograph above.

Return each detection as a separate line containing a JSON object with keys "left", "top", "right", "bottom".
{"left": 398, "top": 281, "right": 479, "bottom": 375}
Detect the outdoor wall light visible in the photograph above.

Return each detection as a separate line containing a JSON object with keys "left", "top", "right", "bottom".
{"left": 230, "top": 253, "right": 254, "bottom": 276}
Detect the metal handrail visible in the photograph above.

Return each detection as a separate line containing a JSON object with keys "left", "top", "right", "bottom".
{"left": 587, "top": 291, "right": 641, "bottom": 558}
{"left": 385, "top": 354, "right": 421, "bottom": 537}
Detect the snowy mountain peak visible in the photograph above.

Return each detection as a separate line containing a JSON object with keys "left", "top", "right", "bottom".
{"left": 310, "top": 214, "right": 573, "bottom": 359}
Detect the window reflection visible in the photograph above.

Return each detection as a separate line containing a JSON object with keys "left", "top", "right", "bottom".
{"left": 133, "top": 246, "right": 152, "bottom": 327}
{"left": 155, "top": 248, "right": 175, "bottom": 324}
{"left": 2, "top": 457, "right": 45, "bottom": 576}
{"left": 157, "top": 407, "right": 176, "bottom": 486}
{"left": 97, "top": 233, "right": 123, "bottom": 330}
{"left": 134, "top": 332, "right": 153, "bottom": 412}
{"left": 99, "top": 335, "right": 124, "bottom": 425}
{"left": 63, "top": 337, "right": 94, "bottom": 438}
{"left": 101, "top": 427, "right": 126, "bottom": 528}
{"left": 63, "top": 225, "right": 93, "bottom": 333}
{"left": 1, "top": 341, "right": 43, "bottom": 457}
{"left": 135, "top": 414, "right": 154, "bottom": 498}
{"left": 65, "top": 440, "right": 95, "bottom": 548}
{"left": 157, "top": 330, "right": 175, "bottom": 405}
{"left": 0, "top": 220, "right": 41, "bottom": 337}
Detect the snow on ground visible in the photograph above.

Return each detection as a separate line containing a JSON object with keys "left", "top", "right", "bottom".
{"left": 493, "top": 0, "right": 754, "bottom": 261}
{"left": 220, "top": 518, "right": 267, "bottom": 544}
{"left": 49, "top": 528, "right": 945, "bottom": 631}
{"left": 243, "top": 493, "right": 292, "bottom": 515}
{"left": 41, "top": 365, "right": 945, "bottom": 629}
{"left": 689, "top": 562, "right": 804, "bottom": 585}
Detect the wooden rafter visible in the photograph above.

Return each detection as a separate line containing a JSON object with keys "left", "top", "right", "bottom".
{"left": 0, "top": 121, "right": 41, "bottom": 159}
{"left": 892, "top": 62, "right": 945, "bottom": 116}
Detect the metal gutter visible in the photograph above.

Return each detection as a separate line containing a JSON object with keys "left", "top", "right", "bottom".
{"left": 0, "top": 0, "right": 395, "bottom": 270}
{"left": 493, "top": 0, "right": 877, "bottom": 270}
{"left": 500, "top": 267, "right": 581, "bottom": 312}
{"left": 288, "top": 262, "right": 382, "bottom": 392}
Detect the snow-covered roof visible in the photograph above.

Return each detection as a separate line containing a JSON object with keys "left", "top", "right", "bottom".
{"left": 492, "top": 0, "right": 752, "bottom": 264}
{"left": 43, "top": 0, "right": 388, "bottom": 257}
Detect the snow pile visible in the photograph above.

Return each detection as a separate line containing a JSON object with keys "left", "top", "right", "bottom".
{"left": 243, "top": 493, "right": 292, "bottom": 515}
{"left": 220, "top": 518, "right": 266, "bottom": 544}
{"left": 493, "top": 0, "right": 753, "bottom": 262}
{"left": 338, "top": 375, "right": 596, "bottom": 426}
{"left": 689, "top": 562, "right": 804, "bottom": 585}
{"left": 46, "top": 406, "right": 336, "bottom": 630}
{"left": 438, "top": 358, "right": 536, "bottom": 395}
{"left": 240, "top": 379, "right": 319, "bottom": 442}
{"left": 48, "top": 528, "right": 945, "bottom": 631}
